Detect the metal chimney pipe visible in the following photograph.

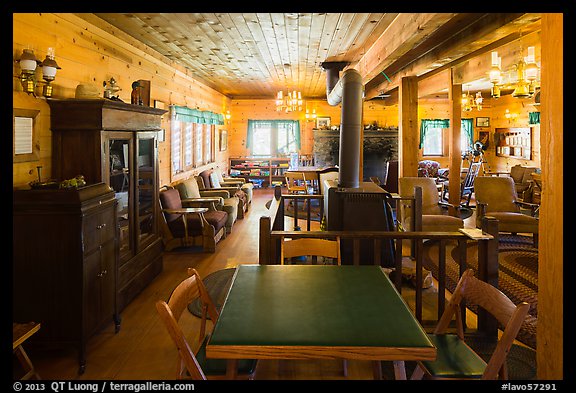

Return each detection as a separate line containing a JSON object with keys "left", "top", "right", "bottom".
{"left": 325, "top": 68, "right": 364, "bottom": 188}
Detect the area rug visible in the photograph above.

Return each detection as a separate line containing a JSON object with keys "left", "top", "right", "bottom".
{"left": 421, "top": 234, "right": 538, "bottom": 349}
{"left": 284, "top": 198, "right": 322, "bottom": 221}
{"left": 188, "top": 268, "right": 236, "bottom": 319}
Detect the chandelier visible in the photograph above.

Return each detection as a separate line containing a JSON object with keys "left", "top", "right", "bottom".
{"left": 489, "top": 45, "right": 539, "bottom": 99}
{"left": 276, "top": 90, "right": 303, "bottom": 112}
{"left": 461, "top": 89, "right": 484, "bottom": 112}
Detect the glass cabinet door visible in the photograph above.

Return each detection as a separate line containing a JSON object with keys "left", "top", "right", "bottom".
{"left": 136, "top": 132, "right": 158, "bottom": 250}
{"left": 107, "top": 135, "right": 134, "bottom": 262}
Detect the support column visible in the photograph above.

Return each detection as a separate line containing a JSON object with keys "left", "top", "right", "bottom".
{"left": 448, "top": 71, "right": 462, "bottom": 207}
{"left": 538, "top": 13, "right": 563, "bottom": 380}
{"left": 398, "top": 76, "right": 419, "bottom": 177}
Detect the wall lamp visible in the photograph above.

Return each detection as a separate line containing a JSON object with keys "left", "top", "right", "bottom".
{"left": 16, "top": 47, "right": 61, "bottom": 97}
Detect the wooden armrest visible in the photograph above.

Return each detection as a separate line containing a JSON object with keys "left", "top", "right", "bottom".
{"left": 181, "top": 197, "right": 220, "bottom": 211}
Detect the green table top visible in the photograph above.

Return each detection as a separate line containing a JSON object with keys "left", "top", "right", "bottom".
{"left": 207, "top": 265, "right": 435, "bottom": 361}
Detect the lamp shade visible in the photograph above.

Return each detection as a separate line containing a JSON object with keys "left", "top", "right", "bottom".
{"left": 40, "top": 54, "right": 60, "bottom": 80}
{"left": 19, "top": 49, "right": 39, "bottom": 72}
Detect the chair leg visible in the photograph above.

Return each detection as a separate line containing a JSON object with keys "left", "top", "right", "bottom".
{"left": 410, "top": 364, "right": 425, "bottom": 380}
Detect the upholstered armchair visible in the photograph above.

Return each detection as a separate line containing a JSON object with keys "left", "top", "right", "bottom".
{"left": 196, "top": 172, "right": 248, "bottom": 219}
{"left": 213, "top": 167, "right": 254, "bottom": 205}
{"left": 399, "top": 177, "right": 464, "bottom": 233}
{"left": 474, "top": 176, "right": 539, "bottom": 246}
{"left": 158, "top": 186, "right": 228, "bottom": 252}
{"left": 175, "top": 177, "right": 239, "bottom": 234}
{"left": 418, "top": 160, "right": 448, "bottom": 180}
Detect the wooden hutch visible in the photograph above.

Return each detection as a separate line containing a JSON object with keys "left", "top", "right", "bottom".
{"left": 47, "top": 98, "right": 167, "bottom": 312}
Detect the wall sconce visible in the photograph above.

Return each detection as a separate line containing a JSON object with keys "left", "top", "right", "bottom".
{"left": 15, "top": 47, "right": 60, "bottom": 97}
{"left": 504, "top": 109, "right": 519, "bottom": 122}
{"left": 225, "top": 110, "right": 231, "bottom": 121}
{"left": 16, "top": 49, "right": 40, "bottom": 94}
{"left": 305, "top": 108, "right": 317, "bottom": 121}
{"left": 39, "top": 47, "right": 61, "bottom": 97}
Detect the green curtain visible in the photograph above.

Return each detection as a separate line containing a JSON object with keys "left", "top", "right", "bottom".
{"left": 461, "top": 118, "right": 474, "bottom": 149}
{"left": 171, "top": 106, "right": 224, "bottom": 125}
{"left": 529, "top": 112, "right": 540, "bottom": 125}
{"left": 419, "top": 118, "right": 473, "bottom": 148}
{"left": 246, "top": 119, "right": 256, "bottom": 148}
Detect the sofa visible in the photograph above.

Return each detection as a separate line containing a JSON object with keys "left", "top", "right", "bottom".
{"left": 174, "top": 177, "right": 239, "bottom": 234}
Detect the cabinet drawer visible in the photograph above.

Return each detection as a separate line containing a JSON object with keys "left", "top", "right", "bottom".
{"left": 83, "top": 208, "right": 115, "bottom": 254}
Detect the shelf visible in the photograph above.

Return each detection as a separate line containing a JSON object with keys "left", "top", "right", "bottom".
{"left": 229, "top": 157, "right": 291, "bottom": 188}
{"left": 495, "top": 127, "right": 532, "bottom": 160}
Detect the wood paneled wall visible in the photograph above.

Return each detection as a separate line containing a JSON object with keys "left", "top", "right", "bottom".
{"left": 13, "top": 13, "right": 230, "bottom": 189}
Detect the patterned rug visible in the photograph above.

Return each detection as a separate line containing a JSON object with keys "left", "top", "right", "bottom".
{"left": 188, "top": 268, "right": 236, "bottom": 319}
{"left": 421, "top": 234, "right": 538, "bottom": 349}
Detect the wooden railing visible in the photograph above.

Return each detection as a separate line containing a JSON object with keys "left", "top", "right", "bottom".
{"left": 259, "top": 186, "right": 500, "bottom": 336}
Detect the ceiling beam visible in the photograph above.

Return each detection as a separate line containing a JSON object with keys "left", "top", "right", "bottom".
{"left": 364, "top": 13, "right": 541, "bottom": 100}
{"left": 350, "top": 13, "right": 460, "bottom": 85}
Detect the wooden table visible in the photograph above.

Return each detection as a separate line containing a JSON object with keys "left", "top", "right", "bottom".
{"left": 13, "top": 322, "right": 41, "bottom": 380}
{"left": 206, "top": 265, "right": 436, "bottom": 379}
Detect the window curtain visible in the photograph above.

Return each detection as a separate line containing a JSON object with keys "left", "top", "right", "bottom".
{"left": 529, "top": 112, "right": 540, "bottom": 125}
{"left": 246, "top": 119, "right": 301, "bottom": 150}
{"left": 419, "top": 118, "right": 473, "bottom": 148}
{"left": 171, "top": 105, "right": 224, "bottom": 125}
{"left": 461, "top": 118, "right": 474, "bottom": 148}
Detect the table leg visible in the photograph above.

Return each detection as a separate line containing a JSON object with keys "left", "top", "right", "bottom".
{"left": 393, "top": 360, "right": 407, "bottom": 380}
{"left": 226, "top": 359, "right": 238, "bottom": 379}
{"left": 372, "top": 361, "right": 382, "bottom": 380}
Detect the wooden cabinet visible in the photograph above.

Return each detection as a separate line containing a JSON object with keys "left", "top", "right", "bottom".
{"left": 47, "top": 99, "right": 167, "bottom": 312}
{"left": 13, "top": 183, "right": 120, "bottom": 374}
{"left": 495, "top": 127, "right": 533, "bottom": 160}
{"left": 229, "top": 157, "right": 291, "bottom": 188}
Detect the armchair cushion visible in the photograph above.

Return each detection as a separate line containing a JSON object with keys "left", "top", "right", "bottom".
{"left": 418, "top": 160, "right": 441, "bottom": 178}
{"left": 159, "top": 188, "right": 228, "bottom": 237}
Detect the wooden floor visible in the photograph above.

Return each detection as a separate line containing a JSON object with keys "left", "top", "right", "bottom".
{"left": 23, "top": 187, "right": 479, "bottom": 381}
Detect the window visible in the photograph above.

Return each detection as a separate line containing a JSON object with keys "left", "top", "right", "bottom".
{"left": 170, "top": 106, "right": 221, "bottom": 176}
{"left": 420, "top": 118, "right": 474, "bottom": 156}
{"left": 423, "top": 127, "right": 443, "bottom": 156}
{"left": 246, "top": 120, "right": 300, "bottom": 156}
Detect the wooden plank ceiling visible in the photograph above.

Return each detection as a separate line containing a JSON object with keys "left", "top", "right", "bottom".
{"left": 86, "top": 13, "right": 542, "bottom": 101}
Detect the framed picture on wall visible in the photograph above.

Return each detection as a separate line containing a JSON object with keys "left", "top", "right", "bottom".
{"left": 316, "top": 117, "right": 331, "bottom": 129}
{"left": 219, "top": 130, "right": 228, "bottom": 151}
{"left": 476, "top": 116, "right": 490, "bottom": 127}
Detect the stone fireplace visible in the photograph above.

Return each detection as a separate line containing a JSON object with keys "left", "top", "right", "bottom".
{"left": 313, "top": 127, "right": 398, "bottom": 182}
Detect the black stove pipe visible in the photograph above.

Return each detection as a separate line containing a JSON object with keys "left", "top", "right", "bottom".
{"left": 323, "top": 64, "right": 364, "bottom": 189}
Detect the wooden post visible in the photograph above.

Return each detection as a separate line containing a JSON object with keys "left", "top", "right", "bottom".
{"left": 477, "top": 216, "right": 499, "bottom": 337}
{"left": 538, "top": 13, "right": 563, "bottom": 380}
{"left": 259, "top": 216, "right": 271, "bottom": 265}
{"left": 398, "top": 76, "right": 419, "bottom": 178}
{"left": 448, "top": 71, "right": 462, "bottom": 207}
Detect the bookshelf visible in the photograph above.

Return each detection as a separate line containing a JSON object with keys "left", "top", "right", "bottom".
{"left": 229, "top": 157, "right": 291, "bottom": 188}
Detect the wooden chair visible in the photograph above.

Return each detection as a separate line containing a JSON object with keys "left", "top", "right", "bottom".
{"left": 410, "top": 269, "right": 530, "bottom": 380}
{"left": 280, "top": 236, "right": 341, "bottom": 265}
{"left": 285, "top": 171, "right": 310, "bottom": 195}
{"left": 155, "top": 268, "right": 257, "bottom": 380}
{"left": 441, "top": 160, "right": 482, "bottom": 206}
